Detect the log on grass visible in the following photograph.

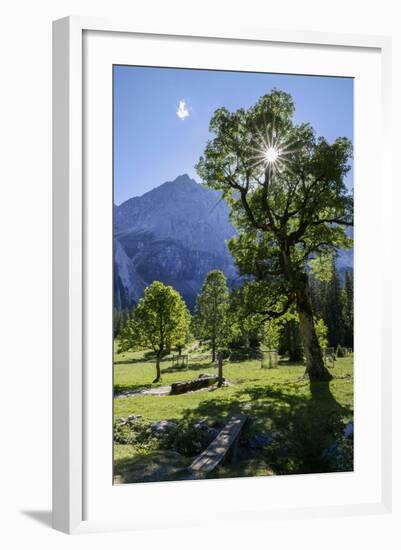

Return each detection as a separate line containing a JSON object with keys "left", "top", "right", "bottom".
{"left": 170, "top": 374, "right": 219, "bottom": 395}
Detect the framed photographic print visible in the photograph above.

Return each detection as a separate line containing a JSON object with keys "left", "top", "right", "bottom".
{"left": 52, "top": 17, "right": 392, "bottom": 534}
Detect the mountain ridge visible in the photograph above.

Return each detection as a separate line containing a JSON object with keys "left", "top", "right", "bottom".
{"left": 114, "top": 174, "right": 353, "bottom": 311}
{"left": 114, "top": 174, "right": 237, "bottom": 310}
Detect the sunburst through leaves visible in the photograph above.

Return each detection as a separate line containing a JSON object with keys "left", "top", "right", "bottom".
{"left": 251, "top": 124, "right": 298, "bottom": 175}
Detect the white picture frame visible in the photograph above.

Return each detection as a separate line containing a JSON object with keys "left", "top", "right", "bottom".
{"left": 52, "top": 16, "right": 392, "bottom": 534}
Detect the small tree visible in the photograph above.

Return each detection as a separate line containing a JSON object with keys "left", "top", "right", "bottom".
{"left": 262, "top": 317, "right": 283, "bottom": 350}
{"left": 229, "top": 286, "right": 263, "bottom": 352}
{"left": 119, "top": 281, "right": 190, "bottom": 382}
{"left": 315, "top": 318, "right": 329, "bottom": 350}
{"left": 194, "top": 270, "right": 231, "bottom": 362}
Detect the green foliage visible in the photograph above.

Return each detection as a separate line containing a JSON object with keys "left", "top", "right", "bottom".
{"left": 114, "top": 419, "right": 158, "bottom": 451}
{"left": 342, "top": 270, "right": 354, "bottom": 349}
{"left": 196, "top": 90, "right": 353, "bottom": 285}
{"left": 261, "top": 319, "right": 281, "bottom": 349}
{"left": 118, "top": 281, "right": 191, "bottom": 358}
{"left": 261, "top": 311, "right": 297, "bottom": 350}
{"left": 313, "top": 258, "right": 345, "bottom": 349}
{"left": 309, "top": 259, "right": 353, "bottom": 350}
{"left": 315, "top": 318, "right": 329, "bottom": 350}
{"left": 194, "top": 270, "right": 233, "bottom": 359}
{"left": 228, "top": 286, "right": 263, "bottom": 352}
{"left": 229, "top": 280, "right": 295, "bottom": 335}
{"left": 309, "top": 254, "right": 334, "bottom": 282}
{"left": 324, "top": 259, "right": 346, "bottom": 348}
{"left": 277, "top": 315, "right": 327, "bottom": 358}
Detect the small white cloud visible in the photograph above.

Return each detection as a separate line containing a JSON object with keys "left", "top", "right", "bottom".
{"left": 176, "top": 99, "right": 189, "bottom": 120}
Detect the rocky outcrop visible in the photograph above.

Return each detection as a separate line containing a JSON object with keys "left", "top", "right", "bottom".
{"left": 114, "top": 174, "right": 237, "bottom": 310}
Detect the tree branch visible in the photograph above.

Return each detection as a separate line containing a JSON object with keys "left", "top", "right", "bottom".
{"left": 310, "top": 217, "right": 353, "bottom": 227}
{"left": 258, "top": 295, "right": 294, "bottom": 320}
{"left": 260, "top": 167, "right": 278, "bottom": 233}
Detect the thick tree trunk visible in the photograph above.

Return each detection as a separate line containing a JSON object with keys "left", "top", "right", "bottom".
{"left": 295, "top": 275, "right": 332, "bottom": 381}
{"left": 153, "top": 355, "right": 161, "bottom": 383}
{"left": 211, "top": 337, "right": 216, "bottom": 362}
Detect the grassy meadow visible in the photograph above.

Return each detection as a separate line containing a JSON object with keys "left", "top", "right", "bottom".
{"left": 113, "top": 343, "right": 354, "bottom": 484}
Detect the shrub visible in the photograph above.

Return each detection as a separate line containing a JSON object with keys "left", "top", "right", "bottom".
{"left": 315, "top": 318, "right": 329, "bottom": 350}
{"left": 160, "top": 422, "right": 216, "bottom": 456}
{"left": 114, "top": 419, "right": 157, "bottom": 448}
{"left": 114, "top": 418, "right": 217, "bottom": 457}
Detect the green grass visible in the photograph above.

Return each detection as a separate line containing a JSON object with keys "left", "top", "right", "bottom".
{"left": 113, "top": 345, "right": 354, "bottom": 482}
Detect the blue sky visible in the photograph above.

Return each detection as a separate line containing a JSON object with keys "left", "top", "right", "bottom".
{"left": 114, "top": 66, "right": 353, "bottom": 205}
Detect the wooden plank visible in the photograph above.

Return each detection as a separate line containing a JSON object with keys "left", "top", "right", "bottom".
{"left": 188, "top": 413, "right": 247, "bottom": 475}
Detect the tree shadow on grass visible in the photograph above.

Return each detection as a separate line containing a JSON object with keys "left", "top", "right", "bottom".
{"left": 114, "top": 450, "right": 189, "bottom": 484}
{"left": 114, "top": 361, "right": 216, "bottom": 394}
{"left": 162, "top": 361, "right": 216, "bottom": 374}
{"left": 277, "top": 359, "right": 305, "bottom": 367}
{"left": 113, "top": 371, "right": 353, "bottom": 482}
{"left": 114, "top": 357, "right": 150, "bottom": 366}
{"left": 177, "top": 378, "right": 352, "bottom": 476}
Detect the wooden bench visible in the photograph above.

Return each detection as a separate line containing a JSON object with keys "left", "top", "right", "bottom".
{"left": 188, "top": 413, "right": 247, "bottom": 477}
